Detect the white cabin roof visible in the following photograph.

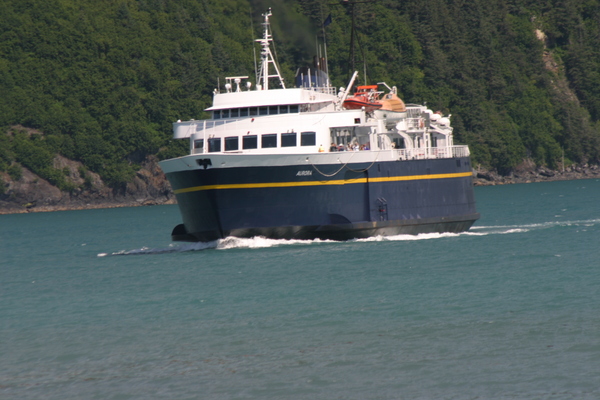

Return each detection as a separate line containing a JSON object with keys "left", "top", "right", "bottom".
{"left": 206, "top": 87, "right": 337, "bottom": 111}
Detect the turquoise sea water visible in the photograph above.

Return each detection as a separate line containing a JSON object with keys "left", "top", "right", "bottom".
{"left": 1, "top": 179, "right": 599, "bottom": 399}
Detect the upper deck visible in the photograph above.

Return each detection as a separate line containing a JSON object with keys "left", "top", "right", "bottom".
{"left": 207, "top": 86, "right": 338, "bottom": 111}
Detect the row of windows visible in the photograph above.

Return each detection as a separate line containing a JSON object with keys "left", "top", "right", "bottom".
{"left": 195, "top": 132, "right": 316, "bottom": 152}
{"left": 213, "top": 104, "right": 300, "bottom": 119}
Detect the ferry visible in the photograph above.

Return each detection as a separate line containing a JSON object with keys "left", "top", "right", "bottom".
{"left": 159, "top": 10, "right": 479, "bottom": 242}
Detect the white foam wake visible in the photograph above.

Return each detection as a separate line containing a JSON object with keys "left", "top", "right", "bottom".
{"left": 97, "top": 241, "right": 218, "bottom": 257}
{"left": 97, "top": 218, "right": 599, "bottom": 256}
{"left": 471, "top": 218, "right": 600, "bottom": 235}
{"left": 96, "top": 236, "right": 335, "bottom": 256}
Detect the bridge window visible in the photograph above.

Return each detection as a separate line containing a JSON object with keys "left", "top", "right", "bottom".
{"left": 281, "top": 132, "right": 297, "bottom": 147}
{"left": 301, "top": 131, "right": 316, "bottom": 146}
{"left": 213, "top": 105, "right": 299, "bottom": 119}
{"left": 194, "top": 139, "right": 204, "bottom": 150}
{"left": 262, "top": 134, "right": 277, "bottom": 148}
{"left": 225, "top": 136, "right": 239, "bottom": 151}
{"left": 243, "top": 135, "right": 258, "bottom": 149}
{"left": 208, "top": 138, "right": 221, "bottom": 152}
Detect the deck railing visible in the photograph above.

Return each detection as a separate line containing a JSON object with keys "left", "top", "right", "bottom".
{"left": 308, "top": 86, "right": 337, "bottom": 95}
{"left": 395, "top": 145, "right": 470, "bottom": 160}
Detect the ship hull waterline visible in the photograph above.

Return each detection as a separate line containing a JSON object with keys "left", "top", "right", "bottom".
{"left": 163, "top": 155, "right": 480, "bottom": 242}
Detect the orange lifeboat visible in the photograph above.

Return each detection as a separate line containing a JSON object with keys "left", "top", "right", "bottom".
{"left": 377, "top": 92, "right": 406, "bottom": 112}
{"left": 343, "top": 85, "right": 383, "bottom": 111}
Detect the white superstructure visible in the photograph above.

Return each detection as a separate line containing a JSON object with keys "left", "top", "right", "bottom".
{"left": 168, "top": 9, "right": 468, "bottom": 166}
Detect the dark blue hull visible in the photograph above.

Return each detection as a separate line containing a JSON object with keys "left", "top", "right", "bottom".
{"left": 165, "top": 157, "right": 479, "bottom": 242}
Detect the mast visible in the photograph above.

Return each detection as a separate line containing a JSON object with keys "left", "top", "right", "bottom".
{"left": 255, "top": 9, "right": 285, "bottom": 90}
{"left": 336, "top": 0, "right": 376, "bottom": 83}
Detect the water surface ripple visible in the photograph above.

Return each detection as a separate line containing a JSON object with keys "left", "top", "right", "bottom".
{"left": 1, "top": 180, "right": 599, "bottom": 399}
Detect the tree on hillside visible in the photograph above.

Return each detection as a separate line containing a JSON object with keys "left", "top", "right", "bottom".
{"left": 0, "top": 0, "right": 599, "bottom": 189}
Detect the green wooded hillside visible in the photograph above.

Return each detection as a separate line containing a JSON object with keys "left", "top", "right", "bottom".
{"left": 1, "top": 0, "right": 599, "bottom": 191}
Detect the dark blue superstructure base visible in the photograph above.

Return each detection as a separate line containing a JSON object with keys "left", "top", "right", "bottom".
{"left": 166, "top": 157, "right": 479, "bottom": 242}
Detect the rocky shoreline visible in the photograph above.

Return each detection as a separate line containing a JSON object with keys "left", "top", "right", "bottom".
{"left": 0, "top": 155, "right": 175, "bottom": 215}
{"left": 1, "top": 158, "right": 598, "bottom": 215}
{"left": 473, "top": 163, "right": 600, "bottom": 186}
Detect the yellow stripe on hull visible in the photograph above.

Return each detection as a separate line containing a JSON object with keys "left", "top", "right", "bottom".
{"left": 173, "top": 171, "right": 473, "bottom": 195}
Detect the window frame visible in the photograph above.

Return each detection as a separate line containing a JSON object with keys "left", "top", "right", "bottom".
{"left": 281, "top": 132, "right": 297, "bottom": 147}
{"left": 261, "top": 133, "right": 277, "bottom": 148}
{"left": 208, "top": 137, "right": 221, "bottom": 153}
{"left": 300, "top": 131, "right": 316, "bottom": 146}
{"left": 224, "top": 136, "right": 239, "bottom": 151}
{"left": 243, "top": 135, "right": 258, "bottom": 149}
